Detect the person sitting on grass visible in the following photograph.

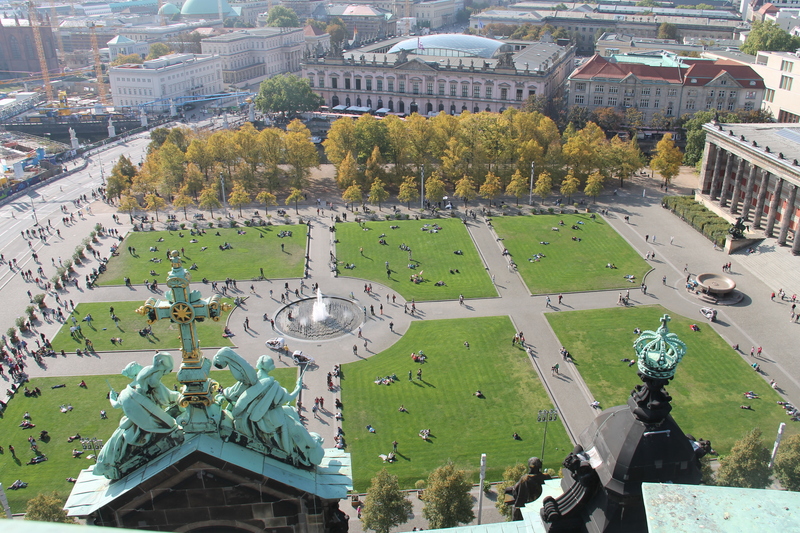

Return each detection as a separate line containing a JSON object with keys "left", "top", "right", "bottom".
{"left": 474, "top": 390, "right": 484, "bottom": 398}
{"left": 222, "top": 327, "right": 234, "bottom": 338}
{"left": 512, "top": 432, "right": 521, "bottom": 440}
{"left": 398, "top": 405, "right": 408, "bottom": 412}
{"left": 72, "top": 449, "right": 84, "bottom": 458}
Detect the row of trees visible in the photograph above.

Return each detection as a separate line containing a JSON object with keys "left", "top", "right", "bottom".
{"left": 324, "top": 110, "right": 686, "bottom": 208}
{"left": 106, "top": 122, "right": 319, "bottom": 219}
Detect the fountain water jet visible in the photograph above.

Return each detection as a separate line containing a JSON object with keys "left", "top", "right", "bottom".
{"left": 312, "top": 288, "right": 329, "bottom": 322}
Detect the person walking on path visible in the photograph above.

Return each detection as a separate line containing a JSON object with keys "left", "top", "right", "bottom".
{"left": 546, "top": 296, "right": 552, "bottom": 308}
{"left": 750, "top": 346, "right": 755, "bottom": 357}
{"left": 353, "top": 345, "right": 358, "bottom": 356}
{"left": 558, "top": 294, "right": 563, "bottom": 305}
{"left": 389, "top": 321, "right": 394, "bottom": 332}
{"left": 551, "top": 363, "right": 559, "bottom": 375}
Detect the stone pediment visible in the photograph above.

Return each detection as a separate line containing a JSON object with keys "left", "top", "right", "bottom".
{"left": 395, "top": 58, "right": 438, "bottom": 71}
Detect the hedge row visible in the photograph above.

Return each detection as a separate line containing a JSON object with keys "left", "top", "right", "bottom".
{"left": 662, "top": 196, "right": 730, "bottom": 247}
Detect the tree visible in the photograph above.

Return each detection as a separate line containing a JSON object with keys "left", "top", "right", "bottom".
{"left": 364, "top": 145, "right": 385, "bottom": 187}
{"left": 198, "top": 182, "right": 221, "bottom": 218}
{"left": 774, "top": 433, "right": 800, "bottom": 492}
{"left": 563, "top": 122, "right": 607, "bottom": 182}
{"left": 398, "top": 175, "right": 419, "bottom": 208}
{"left": 326, "top": 17, "right": 347, "bottom": 50}
{"left": 495, "top": 462, "right": 528, "bottom": 520}
{"left": 157, "top": 141, "right": 185, "bottom": 199}
{"left": 479, "top": 172, "right": 503, "bottom": 206}
{"left": 624, "top": 107, "right": 645, "bottom": 134}
{"left": 336, "top": 151, "right": 359, "bottom": 190}
{"left": 173, "top": 185, "right": 195, "bottom": 219}
{"left": 424, "top": 173, "right": 447, "bottom": 205}
{"left": 111, "top": 53, "right": 143, "bottom": 66}
{"left": 506, "top": 169, "right": 529, "bottom": 206}
{"left": 107, "top": 155, "right": 137, "bottom": 199}
{"left": 146, "top": 42, "right": 172, "bottom": 60}
{"left": 184, "top": 163, "right": 205, "bottom": 200}
{"left": 361, "top": 468, "right": 413, "bottom": 533}
{"left": 368, "top": 178, "right": 389, "bottom": 210}
{"left": 229, "top": 181, "right": 251, "bottom": 217}
{"left": 455, "top": 175, "right": 478, "bottom": 207}
{"left": 534, "top": 171, "right": 553, "bottom": 202}
{"left": 657, "top": 22, "right": 678, "bottom": 40}
{"left": 342, "top": 182, "right": 362, "bottom": 210}
{"left": 265, "top": 5, "right": 300, "bottom": 27}
{"left": 283, "top": 120, "right": 319, "bottom": 189}
{"left": 255, "top": 74, "right": 323, "bottom": 116}
{"left": 186, "top": 138, "right": 215, "bottom": 180}
{"left": 584, "top": 171, "right": 605, "bottom": 203}
{"left": 590, "top": 107, "right": 624, "bottom": 132}
{"left": 144, "top": 193, "right": 167, "bottom": 222}
{"left": 650, "top": 133, "right": 683, "bottom": 187}
{"left": 286, "top": 187, "right": 304, "bottom": 214}
{"left": 605, "top": 136, "right": 645, "bottom": 187}
{"left": 741, "top": 20, "right": 800, "bottom": 55}
{"left": 560, "top": 171, "right": 580, "bottom": 203}
{"left": 256, "top": 190, "right": 278, "bottom": 215}
{"left": 325, "top": 117, "right": 358, "bottom": 168}
{"left": 422, "top": 461, "right": 475, "bottom": 529}
{"left": 119, "top": 195, "right": 140, "bottom": 223}
{"left": 25, "top": 492, "right": 76, "bottom": 523}
{"left": 716, "top": 427, "right": 771, "bottom": 489}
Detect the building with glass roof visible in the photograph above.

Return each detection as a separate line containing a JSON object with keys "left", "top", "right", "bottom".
{"left": 387, "top": 34, "right": 513, "bottom": 59}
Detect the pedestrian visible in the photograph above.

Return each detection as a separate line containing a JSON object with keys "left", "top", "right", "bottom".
{"left": 546, "top": 296, "right": 551, "bottom": 308}
{"left": 408, "top": 370, "right": 412, "bottom": 381}
{"left": 380, "top": 304, "right": 383, "bottom": 315}
{"left": 771, "top": 292, "right": 776, "bottom": 301}
{"left": 558, "top": 293, "right": 563, "bottom": 305}
{"left": 492, "top": 274, "right": 496, "bottom": 285}
{"left": 389, "top": 321, "right": 394, "bottom": 332}
{"left": 360, "top": 247, "right": 364, "bottom": 256}
{"left": 684, "top": 264, "right": 688, "bottom": 273}
{"left": 662, "top": 275, "right": 667, "bottom": 285}
{"left": 750, "top": 346, "right": 755, "bottom": 357}
{"left": 353, "top": 345, "right": 358, "bottom": 355}
{"left": 357, "top": 326, "right": 362, "bottom": 338}
{"left": 670, "top": 236, "right": 674, "bottom": 245}
{"left": 551, "top": 363, "right": 559, "bottom": 375}
{"left": 645, "top": 234, "right": 649, "bottom": 242}
{"left": 757, "top": 346, "right": 762, "bottom": 356}
{"left": 392, "top": 440, "right": 398, "bottom": 452}
{"left": 244, "top": 317, "right": 250, "bottom": 330}
{"left": 417, "top": 368, "right": 422, "bottom": 380}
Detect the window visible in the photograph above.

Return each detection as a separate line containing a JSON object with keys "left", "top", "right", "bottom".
{"left": 529, "top": 89, "right": 536, "bottom": 97}
{"left": 720, "top": 79, "right": 727, "bottom": 85}
{"left": 388, "top": 80, "right": 394, "bottom": 92}
{"left": 426, "top": 82, "right": 432, "bottom": 95}
{"left": 575, "top": 95, "right": 585, "bottom": 104}
{"left": 500, "top": 87, "right": 508, "bottom": 100}
{"left": 345, "top": 78, "right": 351, "bottom": 90}
{"left": 366, "top": 79, "right": 372, "bottom": 91}
{"left": 624, "top": 97, "right": 632, "bottom": 107}
{"left": 451, "top": 84, "right": 457, "bottom": 96}
{"left": 655, "top": 87, "right": 661, "bottom": 96}
{"left": 686, "top": 99, "right": 695, "bottom": 110}
{"left": 708, "top": 90, "right": 714, "bottom": 98}
{"left": 668, "top": 88, "right": 677, "bottom": 97}
{"left": 412, "top": 82, "right": 419, "bottom": 95}
{"left": 463, "top": 85, "right": 469, "bottom": 97}
{"left": 608, "top": 86, "right": 618, "bottom": 94}
{"left": 575, "top": 82, "right": 586, "bottom": 91}
{"left": 607, "top": 96, "right": 617, "bottom": 106}
{"left": 654, "top": 100, "right": 660, "bottom": 109}
{"left": 705, "top": 100, "right": 713, "bottom": 110}
{"left": 781, "top": 59, "right": 794, "bottom": 72}
{"left": 746, "top": 90, "right": 757, "bottom": 99}
{"left": 319, "top": 77, "right": 324, "bottom": 88}
{"left": 717, "top": 102, "right": 724, "bottom": 110}
{"left": 377, "top": 79, "right": 383, "bottom": 91}
{"left": 640, "top": 99, "right": 649, "bottom": 108}
{"left": 594, "top": 96, "right": 603, "bottom": 105}
{"left": 666, "top": 103, "right": 673, "bottom": 116}
{"left": 439, "top": 83, "right": 445, "bottom": 96}
{"left": 331, "top": 78, "right": 338, "bottom": 89}
{"left": 595, "top": 85, "right": 604, "bottom": 93}
{"left": 745, "top": 102, "right": 754, "bottom": 110}
{"left": 780, "top": 76, "right": 793, "bottom": 90}
{"left": 485, "top": 86, "right": 492, "bottom": 98}
{"left": 728, "top": 102, "right": 735, "bottom": 111}
{"left": 474, "top": 85, "right": 480, "bottom": 98}
{"left": 399, "top": 81, "right": 405, "bottom": 93}
{"left": 641, "top": 87, "right": 650, "bottom": 96}
{"left": 355, "top": 79, "right": 361, "bottom": 90}
{"left": 766, "top": 88, "right": 775, "bottom": 102}
{"left": 516, "top": 89, "right": 523, "bottom": 101}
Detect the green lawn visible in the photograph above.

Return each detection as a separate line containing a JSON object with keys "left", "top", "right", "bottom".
{"left": 491, "top": 214, "right": 649, "bottom": 294}
{"left": 0, "top": 367, "right": 298, "bottom": 513}
{"left": 546, "top": 305, "right": 796, "bottom": 454}
{"left": 50, "top": 301, "right": 235, "bottom": 353}
{"left": 97, "top": 226, "right": 305, "bottom": 285}
{"left": 341, "top": 317, "right": 571, "bottom": 491}
{"left": 335, "top": 219, "right": 495, "bottom": 301}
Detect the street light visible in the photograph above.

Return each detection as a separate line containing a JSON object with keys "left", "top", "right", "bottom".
{"left": 537, "top": 408, "right": 558, "bottom": 464}
{"left": 99, "top": 159, "right": 105, "bottom": 186}
{"left": 29, "top": 194, "right": 39, "bottom": 226}
{"left": 529, "top": 161, "right": 535, "bottom": 206}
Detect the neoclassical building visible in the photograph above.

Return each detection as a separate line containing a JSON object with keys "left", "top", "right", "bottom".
{"left": 302, "top": 34, "right": 575, "bottom": 115}
{"left": 699, "top": 122, "right": 800, "bottom": 254}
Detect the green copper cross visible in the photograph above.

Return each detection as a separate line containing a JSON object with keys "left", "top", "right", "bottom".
{"left": 136, "top": 251, "right": 230, "bottom": 432}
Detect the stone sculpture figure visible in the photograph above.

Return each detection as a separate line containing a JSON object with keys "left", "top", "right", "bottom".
{"left": 94, "top": 353, "right": 182, "bottom": 479}
{"left": 728, "top": 216, "right": 749, "bottom": 239}
{"left": 504, "top": 457, "right": 552, "bottom": 520}
{"left": 213, "top": 347, "right": 324, "bottom": 467}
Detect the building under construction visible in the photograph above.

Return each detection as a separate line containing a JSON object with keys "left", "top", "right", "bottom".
{"left": 0, "top": 17, "right": 59, "bottom": 80}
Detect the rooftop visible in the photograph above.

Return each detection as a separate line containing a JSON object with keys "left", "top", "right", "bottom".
{"left": 388, "top": 34, "right": 512, "bottom": 59}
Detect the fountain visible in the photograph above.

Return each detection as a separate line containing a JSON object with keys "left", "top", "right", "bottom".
{"left": 274, "top": 292, "right": 362, "bottom": 341}
{"left": 312, "top": 288, "right": 329, "bottom": 322}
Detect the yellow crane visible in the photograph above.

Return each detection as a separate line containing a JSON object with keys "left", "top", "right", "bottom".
{"left": 88, "top": 22, "right": 108, "bottom": 104}
{"left": 48, "top": 0, "right": 65, "bottom": 57}
{"left": 28, "top": 1, "right": 54, "bottom": 102}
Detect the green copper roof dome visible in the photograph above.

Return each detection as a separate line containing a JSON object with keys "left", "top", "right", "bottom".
{"left": 181, "top": 0, "right": 232, "bottom": 16}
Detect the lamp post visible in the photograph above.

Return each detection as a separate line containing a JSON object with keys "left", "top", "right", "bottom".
{"left": 537, "top": 408, "right": 558, "bottom": 464}
{"left": 420, "top": 164, "right": 425, "bottom": 210}
{"left": 29, "top": 194, "right": 39, "bottom": 226}
{"left": 529, "top": 160, "right": 535, "bottom": 206}
{"left": 477, "top": 453, "right": 487, "bottom": 524}
{"left": 99, "top": 158, "right": 105, "bottom": 186}
{"left": 220, "top": 173, "right": 227, "bottom": 216}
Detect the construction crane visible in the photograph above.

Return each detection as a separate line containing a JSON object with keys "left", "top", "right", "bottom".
{"left": 405, "top": 0, "right": 410, "bottom": 19}
{"left": 28, "top": 1, "right": 54, "bottom": 102}
{"left": 49, "top": 0, "right": 66, "bottom": 56}
{"left": 88, "top": 22, "right": 108, "bottom": 105}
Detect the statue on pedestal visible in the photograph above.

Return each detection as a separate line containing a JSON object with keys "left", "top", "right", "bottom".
{"left": 504, "top": 457, "right": 551, "bottom": 520}
{"left": 69, "top": 127, "right": 79, "bottom": 150}
{"left": 728, "top": 216, "right": 749, "bottom": 239}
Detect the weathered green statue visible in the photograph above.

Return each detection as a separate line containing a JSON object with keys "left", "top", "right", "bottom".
{"left": 94, "top": 353, "right": 184, "bottom": 479}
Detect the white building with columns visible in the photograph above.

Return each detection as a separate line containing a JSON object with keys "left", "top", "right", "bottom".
{"left": 109, "top": 53, "right": 224, "bottom": 110}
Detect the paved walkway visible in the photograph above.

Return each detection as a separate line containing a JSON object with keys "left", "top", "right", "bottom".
{"left": 3, "top": 163, "right": 800, "bottom": 528}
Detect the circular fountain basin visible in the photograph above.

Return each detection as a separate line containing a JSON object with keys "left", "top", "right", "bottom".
{"left": 695, "top": 273, "right": 736, "bottom": 295}
{"left": 274, "top": 297, "right": 362, "bottom": 341}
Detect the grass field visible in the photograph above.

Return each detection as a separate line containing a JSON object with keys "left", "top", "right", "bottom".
{"left": 335, "top": 219, "right": 495, "bottom": 301}
{"left": 97, "top": 226, "right": 305, "bottom": 285}
{"left": 0, "top": 367, "right": 298, "bottom": 514}
{"left": 491, "top": 214, "right": 649, "bottom": 294}
{"left": 341, "top": 317, "right": 571, "bottom": 491}
{"left": 49, "top": 301, "right": 235, "bottom": 353}
{"left": 546, "top": 305, "right": 796, "bottom": 454}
